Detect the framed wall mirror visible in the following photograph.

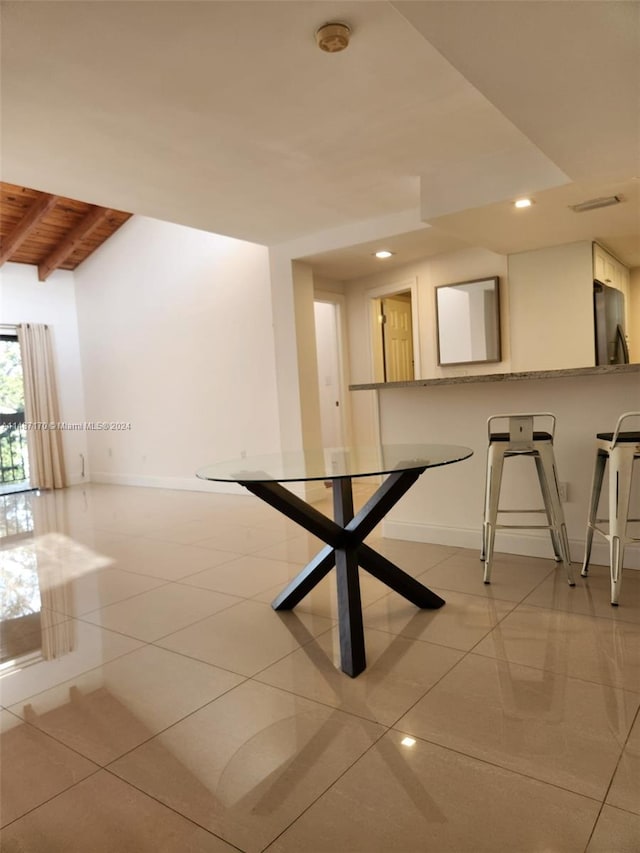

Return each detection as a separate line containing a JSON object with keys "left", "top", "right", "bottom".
{"left": 435, "top": 276, "right": 501, "bottom": 366}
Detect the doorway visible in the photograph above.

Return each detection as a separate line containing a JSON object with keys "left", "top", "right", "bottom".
{"left": 370, "top": 282, "right": 419, "bottom": 383}
{"left": 0, "top": 334, "right": 30, "bottom": 494}
{"left": 314, "top": 298, "right": 349, "bottom": 448}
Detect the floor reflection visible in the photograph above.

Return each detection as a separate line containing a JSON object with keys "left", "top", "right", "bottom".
{"left": 0, "top": 483, "right": 638, "bottom": 853}
{"left": 1, "top": 543, "right": 42, "bottom": 666}
{"left": 0, "top": 490, "right": 34, "bottom": 541}
{"left": 1, "top": 488, "right": 114, "bottom": 680}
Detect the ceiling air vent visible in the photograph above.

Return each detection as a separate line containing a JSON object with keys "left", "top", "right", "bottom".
{"left": 570, "top": 195, "right": 622, "bottom": 213}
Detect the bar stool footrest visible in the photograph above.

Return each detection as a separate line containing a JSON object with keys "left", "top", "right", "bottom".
{"left": 496, "top": 508, "right": 548, "bottom": 514}
{"left": 589, "top": 525, "right": 640, "bottom": 543}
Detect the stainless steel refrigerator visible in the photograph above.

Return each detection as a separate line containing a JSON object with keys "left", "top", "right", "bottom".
{"left": 594, "top": 280, "right": 629, "bottom": 365}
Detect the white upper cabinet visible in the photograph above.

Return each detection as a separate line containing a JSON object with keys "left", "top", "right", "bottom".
{"left": 593, "top": 242, "right": 630, "bottom": 332}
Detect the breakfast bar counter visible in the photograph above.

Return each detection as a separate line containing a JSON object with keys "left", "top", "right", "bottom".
{"left": 349, "top": 362, "right": 640, "bottom": 392}
{"left": 347, "top": 364, "right": 640, "bottom": 570}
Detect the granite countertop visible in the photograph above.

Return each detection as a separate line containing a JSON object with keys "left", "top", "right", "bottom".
{"left": 349, "top": 362, "right": 640, "bottom": 391}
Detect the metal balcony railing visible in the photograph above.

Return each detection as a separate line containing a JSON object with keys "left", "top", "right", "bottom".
{"left": 0, "top": 412, "right": 28, "bottom": 485}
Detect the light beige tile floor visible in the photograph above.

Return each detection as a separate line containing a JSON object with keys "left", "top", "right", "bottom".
{"left": 1, "top": 483, "right": 639, "bottom": 852}
{"left": 607, "top": 711, "right": 640, "bottom": 815}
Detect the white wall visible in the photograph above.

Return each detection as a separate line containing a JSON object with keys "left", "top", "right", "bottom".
{"left": 74, "top": 216, "right": 281, "bottom": 492}
{"left": 313, "top": 275, "right": 345, "bottom": 296}
{"left": 508, "top": 241, "right": 594, "bottom": 371}
{"left": 291, "top": 262, "right": 322, "bottom": 453}
{"left": 0, "top": 262, "right": 88, "bottom": 485}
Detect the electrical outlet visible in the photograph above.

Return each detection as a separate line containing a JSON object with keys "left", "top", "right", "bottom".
{"left": 558, "top": 482, "right": 569, "bottom": 502}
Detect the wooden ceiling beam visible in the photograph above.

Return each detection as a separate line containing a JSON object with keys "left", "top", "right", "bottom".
{"left": 38, "top": 205, "right": 112, "bottom": 281}
{"left": 0, "top": 193, "right": 59, "bottom": 267}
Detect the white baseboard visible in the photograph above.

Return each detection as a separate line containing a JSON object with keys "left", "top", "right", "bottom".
{"left": 383, "top": 520, "right": 640, "bottom": 569}
{"left": 66, "top": 473, "right": 88, "bottom": 487}
{"left": 87, "top": 471, "right": 315, "bottom": 501}
{"left": 88, "top": 471, "right": 245, "bottom": 495}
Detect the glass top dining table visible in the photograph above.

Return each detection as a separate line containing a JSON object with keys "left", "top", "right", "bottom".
{"left": 197, "top": 443, "right": 473, "bottom": 484}
{"left": 197, "top": 443, "right": 473, "bottom": 677}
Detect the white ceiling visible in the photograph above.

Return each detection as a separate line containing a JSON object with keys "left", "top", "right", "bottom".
{"left": 301, "top": 225, "right": 471, "bottom": 281}
{"left": 2, "top": 1, "right": 639, "bottom": 276}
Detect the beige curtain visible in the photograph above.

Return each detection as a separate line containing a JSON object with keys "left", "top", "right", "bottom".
{"left": 18, "top": 323, "right": 66, "bottom": 489}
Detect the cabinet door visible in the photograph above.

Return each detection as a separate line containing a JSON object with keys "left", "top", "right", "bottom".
{"left": 593, "top": 243, "right": 618, "bottom": 285}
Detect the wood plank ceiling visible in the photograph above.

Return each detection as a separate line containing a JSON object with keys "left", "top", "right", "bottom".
{"left": 0, "top": 182, "right": 132, "bottom": 281}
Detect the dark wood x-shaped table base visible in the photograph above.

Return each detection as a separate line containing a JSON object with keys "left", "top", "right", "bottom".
{"left": 239, "top": 468, "right": 445, "bottom": 677}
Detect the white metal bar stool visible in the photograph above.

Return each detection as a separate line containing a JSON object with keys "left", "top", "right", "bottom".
{"left": 581, "top": 412, "right": 640, "bottom": 606}
{"left": 481, "top": 413, "right": 574, "bottom": 586}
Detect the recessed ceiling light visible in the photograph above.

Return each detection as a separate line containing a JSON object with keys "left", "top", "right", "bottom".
{"left": 514, "top": 198, "right": 533, "bottom": 209}
{"left": 374, "top": 250, "right": 394, "bottom": 259}
{"left": 400, "top": 736, "right": 416, "bottom": 747}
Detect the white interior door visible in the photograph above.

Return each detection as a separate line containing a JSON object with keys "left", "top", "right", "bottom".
{"left": 314, "top": 301, "right": 345, "bottom": 447}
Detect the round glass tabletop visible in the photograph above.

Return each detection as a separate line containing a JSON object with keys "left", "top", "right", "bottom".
{"left": 197, "top": 443, "right": 473, "bottom": 484}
